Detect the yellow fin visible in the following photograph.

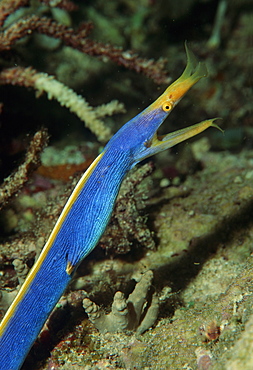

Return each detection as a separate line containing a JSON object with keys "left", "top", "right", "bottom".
{"left": 66, "top": 261, "right": 75, "bottom": 275}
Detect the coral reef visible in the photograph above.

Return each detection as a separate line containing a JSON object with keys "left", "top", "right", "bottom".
{"left": 12, "top": 258, "right": 30, "bottom": 285}
{"left": 83, "top": 270, "right": 159, "bottom": 335}
{"left": 0, "top": 67, "right": 125, "bottom": 142}
{"left": 0, "top": 2, "right": 169, "bottom": 83}
{"left": 26, "top": 147, "right": 253, "bottom": 369}
{"left": 100, "top": 162, "right": 155, "bottom": 255}
{"left": 0, "top": 129, "right": 49, "bottom": 210}
{"left": 0, "top": 0, "right": 172, "bottom": 217}
{"left": 1, "top": 0, "right": 253, "bottom": 369}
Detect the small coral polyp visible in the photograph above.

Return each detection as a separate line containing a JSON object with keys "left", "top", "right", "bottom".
{"left": 83, "top": 270, "right": 159, "bottom": 334}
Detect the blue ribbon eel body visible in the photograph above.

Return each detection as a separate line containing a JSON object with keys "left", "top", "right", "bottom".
{"left": 0, "top": 45, "right": 220, "bottom": 370}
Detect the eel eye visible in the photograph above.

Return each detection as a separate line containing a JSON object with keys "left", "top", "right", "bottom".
{"left": 162, "top": 102, "right": 173, "bottom": 112}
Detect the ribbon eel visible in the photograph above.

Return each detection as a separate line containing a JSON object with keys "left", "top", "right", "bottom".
{"left": 0, "top": 45, "right": 220, "bottom": 370}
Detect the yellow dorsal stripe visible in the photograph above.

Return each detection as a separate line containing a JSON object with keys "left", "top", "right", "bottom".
{"left": 0, "top": 152, "right": 104, "bottom": 336}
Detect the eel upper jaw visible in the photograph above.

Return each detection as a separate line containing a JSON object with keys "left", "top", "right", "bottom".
{"left": 145, "top": 44, "right": 210, "bottom": 153}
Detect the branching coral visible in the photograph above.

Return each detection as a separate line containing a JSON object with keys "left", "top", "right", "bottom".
{"left": 0, "top": 67, "right": 124, "bottom": 142}
{"left": 0, "top": 0, "right": 29, "bottom": 27}
{"left": 0, "top": 129, "right": 49, "bottom": 210}
{"left": 83, "top": 270, "right": 159, "bottom": 335}
{"left": 0, "top": 11, "right": 169, "bottom": 84}
{"left": 0, "top": 0, "right": 170, "bottom": 208}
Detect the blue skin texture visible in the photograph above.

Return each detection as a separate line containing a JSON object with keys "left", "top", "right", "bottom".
{"left": 0, "top": 46, "right": 218, "bottom": 370}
